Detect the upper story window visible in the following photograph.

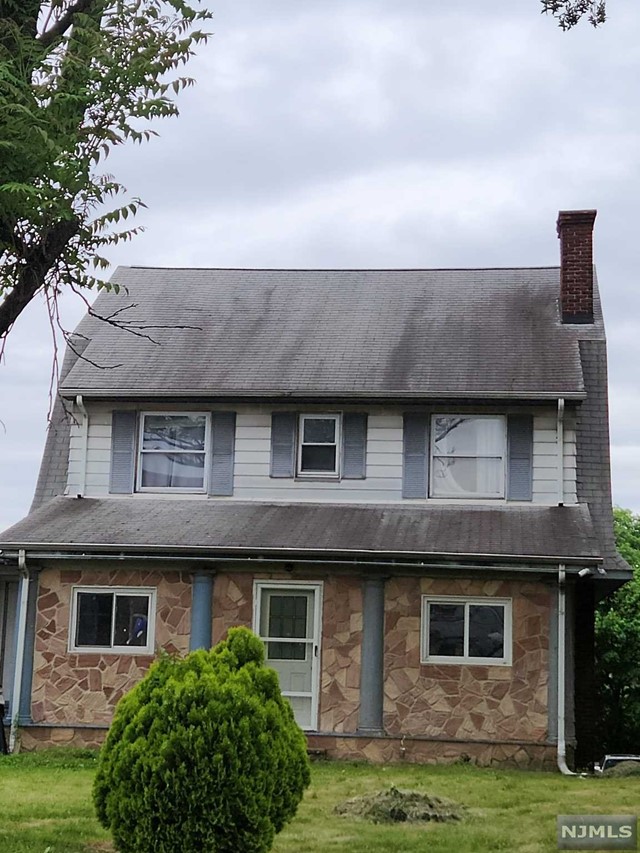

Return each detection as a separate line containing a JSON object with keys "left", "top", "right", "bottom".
{"left": 138, "top": 413, "right": 209, "bottom": 492}
{"left": 297, "top": 414, "right": 341, "bottom": 477}
{"left": 70, "top": 586, "right": 156, "bottom": 654}
{"left": 430, "top": 415, "right": 506, "bottom": 499}
{"left": 421, "top": 596, "right": 512, "bottom": 666}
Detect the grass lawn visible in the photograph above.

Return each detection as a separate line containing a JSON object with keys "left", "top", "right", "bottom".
{"left": 0, "top": 749, "right": 638, "bottom": 852}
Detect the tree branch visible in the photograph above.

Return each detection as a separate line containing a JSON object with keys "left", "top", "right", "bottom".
{"left": 38, "top": 0, "right": 99, "bottom": 49}
{"left": 0, "top": 217, "right": 80, "bottom": 337}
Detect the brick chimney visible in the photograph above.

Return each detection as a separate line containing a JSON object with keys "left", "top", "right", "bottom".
{"left": 557, "top": 209, "right": 597, "bottom": 323}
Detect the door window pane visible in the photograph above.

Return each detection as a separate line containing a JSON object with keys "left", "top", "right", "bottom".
{"left": 268, "top": 595, "right": 308, "bottom": 638}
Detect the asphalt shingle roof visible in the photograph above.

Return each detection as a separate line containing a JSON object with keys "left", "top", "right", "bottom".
{"left": 0, "top": 497, "right": 602, "bottom": 564}
{"left": 58, "top": 267, "right": 603, "bottom": 399}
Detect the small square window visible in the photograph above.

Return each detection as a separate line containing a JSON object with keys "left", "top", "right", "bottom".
{"left": 70, "top": 587, "right": 156, "bottom": 654}
{"left": 138, "top": 413, "right": 208, "bottom": 492}
{"left": 430, "top": 415, "right": 506, "bottom": 499}
{"left": 297, "top": 415, "right": 340, "bottom": 477}
{"left": 421, "top": 596, "right": 511, "bottom": 665}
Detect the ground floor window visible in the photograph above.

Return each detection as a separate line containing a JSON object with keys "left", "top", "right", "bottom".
{"left": 69, "top": 587, "right": 156, "bottom": 654}
{"left": 421, "top": 596, "right": 512, "bottom": 665}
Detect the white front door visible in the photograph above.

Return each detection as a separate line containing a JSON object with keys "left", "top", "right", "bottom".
{"left": 254, "top": 582, "right": 322, "bottom": 730}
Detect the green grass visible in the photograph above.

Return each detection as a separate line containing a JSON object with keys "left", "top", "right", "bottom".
{"left": 0, "top": 750, "right": 638, "bottom": 852}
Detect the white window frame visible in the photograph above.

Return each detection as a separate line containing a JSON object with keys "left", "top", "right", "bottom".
{"left": 296, "top": 413, "right": 341, "bottom": 478}
{"left": 69, "top": 586, "right": 157, "bottom": 655}
{"left": 429, "top": 414, "right": 507, "bottom": 499}
{"left": 421, "top": 595, "right": 512, "bottom": 666}
{"left": 137, "top": 412, "right": 210, "bottom": 493}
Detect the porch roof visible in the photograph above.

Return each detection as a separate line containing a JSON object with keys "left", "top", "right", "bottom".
{"left": 0, "top": 497, "right": 604, "bottom": 567}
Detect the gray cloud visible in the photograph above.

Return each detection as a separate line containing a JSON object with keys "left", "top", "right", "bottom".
{"left": 1, "top": 0, "right": 639, "bottom": 528}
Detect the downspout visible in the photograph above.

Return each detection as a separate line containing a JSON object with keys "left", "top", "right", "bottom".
{"left": 557, "top": 398, "right": 565, "bottom": 506}
{"left": 557, "top": 563, "right": 576, "bottom": 775}
{"left": 9, "top": 550, "right": 28, "bottom": 753}
{"left": 75, "top": 395, "right": 88, "bottom": 497}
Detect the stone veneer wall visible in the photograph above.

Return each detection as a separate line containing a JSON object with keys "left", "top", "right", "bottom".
{"left": 31, "top": 567, "right": 191, "bottom": 725}
{"left": 384, "top": 576, "right": 550, "bottom": 743}
{"left": 211, "top": 572, "right": 254, "bottom": 644}
{"left": 305, "top": 734, "right": 556, "bottom": 768}
{"left": 318, "top": 576, "right": 361, "bottom": 733}
{"left": 212, "top": 571, "right": 363, "bottom": 734}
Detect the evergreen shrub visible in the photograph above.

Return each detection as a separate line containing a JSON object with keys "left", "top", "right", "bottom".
{"left": 93, "top": 626, "right": 311, "bottom": 852}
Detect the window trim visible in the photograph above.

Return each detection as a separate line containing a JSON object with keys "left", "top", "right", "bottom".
{"left": 421, "top": 595, "right": 512, "bottom": 666}
{"left": 296, "top": 413, "right": 341, "bottom": 479}
{"left": 429, "top": 414, "right": 507, "bottom": 499}
{"left": 69, "top": 586, "right": 157, "bottom": 655}
{"left": 137, "top": 411, "right": 210, "bottom": 493}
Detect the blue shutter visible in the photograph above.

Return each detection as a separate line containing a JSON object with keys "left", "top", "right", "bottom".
{"left": 209, "top": 412, "right": 236, "bottom": 496}
{"left": 342, "top": 413, "right": 367, "bottom": 479}
{"left": 109, "top": 411, "right": 137, "bottom": 494}
{"left": 507, "top": 414, "right": 533, "bottom": 501}
{"left": 270, "top": 412, "right": 296, "bottom": 478}
{"left": 402, "top": 414, "right": 428, "bottom": 499}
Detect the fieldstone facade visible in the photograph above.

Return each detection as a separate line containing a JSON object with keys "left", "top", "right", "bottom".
{"left": 384, "top": 576, "right": 550, "bottom": 744}
{"left": 21, "top": 566, "right": 554, "bottom": 766}
{"left": 318, "top": 575, "right": 362, "bottom": 733}
{"left": 30, "top": 566, "right": 191, "bottom": 725}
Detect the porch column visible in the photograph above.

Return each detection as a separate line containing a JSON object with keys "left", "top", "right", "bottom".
{"left": 358, "top": 576, "right": 385, "bottom": 734}
{"left": 18, "top": 571, "right": 39, "bottom": 723}
{"left": 190, "top": 572, "right": 214, "bottom": 651}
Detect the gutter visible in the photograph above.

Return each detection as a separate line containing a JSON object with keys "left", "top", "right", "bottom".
{"left": 0, "top": 545, "right": 603, "bottom": 568}
{"left": 557, "top": 563, "right": 578, "bottom": 776}
{"left": 9, "top": 550, "right": 28, "bottom": 753}
{"left": 0, "top": 542, "right": 603, "bottom": 572}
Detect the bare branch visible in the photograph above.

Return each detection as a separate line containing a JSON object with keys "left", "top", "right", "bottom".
{"left": 0, "top": 217, "right": 80, "bottom": 339}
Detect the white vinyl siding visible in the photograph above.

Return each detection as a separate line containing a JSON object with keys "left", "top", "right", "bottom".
{"left": 531, "top": 411, "right": 577, "bottom": 504}
{"left": 235, "top": 410, "right": 402, "bottom": 502}
{"left": 71, "top": 403, "right": 577, "bottom": 505}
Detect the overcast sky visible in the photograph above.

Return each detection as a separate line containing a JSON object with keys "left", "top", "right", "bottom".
{"left": 1, "top": 0, "right": 639, "bottom": 531}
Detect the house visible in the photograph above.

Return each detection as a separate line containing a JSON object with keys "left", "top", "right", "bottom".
{"left": 0, "top": 210, "right": 631, "bottom": 767}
